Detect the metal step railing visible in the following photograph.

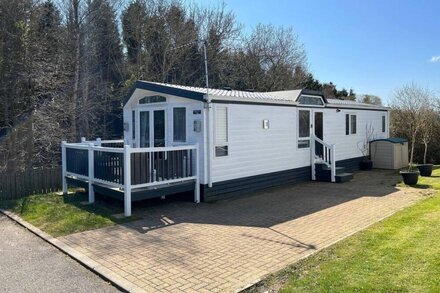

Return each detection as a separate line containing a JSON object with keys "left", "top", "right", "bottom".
{"left": 311, "top": 134, "right": 336, "bottom": 182}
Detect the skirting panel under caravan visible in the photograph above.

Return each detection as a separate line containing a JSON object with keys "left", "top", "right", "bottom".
{"left": 336, "top": 156, "right": 363, "bottom": 173}
{"left": 202, "top": 156, "right": 364, "bottom": 202}
{"left": 202, "top": 166, "right": 311, "bottom": 202}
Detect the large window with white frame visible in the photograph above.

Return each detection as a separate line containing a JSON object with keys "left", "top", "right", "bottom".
{"left": 345, "top": 114, "right": 357, "bottom": 135}
{"left": 215, "top": 106, "right": 228, "bottom": 157}
{"left": 298, "top": 110, "right": 310, "bottom": 148}
{"left": 173, "top": 107, "right": 186, "bottom": 142}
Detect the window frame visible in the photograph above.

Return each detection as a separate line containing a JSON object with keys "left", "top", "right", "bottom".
{"left": 214, "top": 105, "right": 229, "bottom": 158}
{"left": 350, "top": 114, "right": 357, "bottom": 134}
{"left": 345, "top": 113, "right": 357, "bottom": 135}
{"left": 297, "top": 95, "right": 325, "bottom": 107}
{"left": 382, "top": 115, "right": 386, "bottom": 133}
{"left": 172, "top": 107, "right": 187, "bottom": 143}
{"left": 298, "top": 109, "right": 311, "bottom": 149}
{"left": 132, "top": 110, "right": 136, "bottom": 142}
{"left": 138, "top": 95, "right": 167, "bottom": 105}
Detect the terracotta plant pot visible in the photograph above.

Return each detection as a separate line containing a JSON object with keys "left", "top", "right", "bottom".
{"left": 359, "top": 160, "right": 373, "bottom": 171}
{"left": 400, "top": 171, "right": 419, "bottom": 185}
{"left": 416, "top": 164, "right": 433, "bottom": 177}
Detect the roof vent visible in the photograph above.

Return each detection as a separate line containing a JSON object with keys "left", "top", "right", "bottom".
{"left": 223, "top": 86, "right": 232, "bottom": 91}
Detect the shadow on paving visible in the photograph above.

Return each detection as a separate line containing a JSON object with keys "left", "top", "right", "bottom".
{"left": 110, "top": 169, "right": 401, "bottom": 233}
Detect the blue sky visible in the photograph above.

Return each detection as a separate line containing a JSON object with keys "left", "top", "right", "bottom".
{"left": 193, "top": 0, "right": 440, "bottom": 104}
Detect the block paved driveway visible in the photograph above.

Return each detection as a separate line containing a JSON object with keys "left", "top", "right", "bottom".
{"left": 60, "top": 170, "right": 426, "bottom": 292}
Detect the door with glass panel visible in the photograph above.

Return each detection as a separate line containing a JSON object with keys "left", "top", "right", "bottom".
{"left": 138, "top": 109, "right": 166, "bottom": 147}
{"left": 297, "top": 109, "right": 324, "bottom": 157}
{"left": 314, "top": 111, "right": 324, "bottom": 157}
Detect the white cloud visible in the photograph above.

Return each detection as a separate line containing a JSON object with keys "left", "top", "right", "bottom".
{"left": 429, "top": 56, "right": 440, "bottom": 63}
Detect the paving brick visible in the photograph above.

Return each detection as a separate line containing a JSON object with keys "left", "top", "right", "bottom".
{"left": 59, "top": 170, "right": 426, "bottom": 293}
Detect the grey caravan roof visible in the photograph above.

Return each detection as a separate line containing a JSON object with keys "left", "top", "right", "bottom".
{"left": 124, "top": 80, "right": 389, "bottom": 110}
{"left": 123, "top": 80, "right": 318, "bottom": 106}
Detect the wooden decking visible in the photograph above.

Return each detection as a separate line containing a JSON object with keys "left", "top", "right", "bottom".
{"left": 66, "top": 176, "right": 195, "bottom": 202}
{"left": 62, "top": 139, "right": 200, "bottom": 216}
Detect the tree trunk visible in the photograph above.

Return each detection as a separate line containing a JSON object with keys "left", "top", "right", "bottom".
{"left": 423, "top": 141, "right": 428, "bottom": 164}
{"left": 70, "top": 0, "right": 80, "bottom": 141}
{"left": 409, "top": 139, "right": 415, "bottom": 171}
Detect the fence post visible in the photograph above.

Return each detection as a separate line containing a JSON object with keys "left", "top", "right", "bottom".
{"left": 331, "top": 144, "right": 336, "bottom": 183}
{"left": 61, "top": 141, "right": 67, "bottom": 195}
{"left": 96, "top": 137, "right": 101, "bottom": 146}
{"left": 311, "top": 134, "right": 316, "bottom": 181}
{"left": 194, "top": 144, "right": 200, "bottom": 203}
{"left": 81, "top": 137, "right": 86, "bottom": 143}
{"left": 88, "top": 143, "right": 95, "bottom": 203}
{"left": 123, "top": 144, "right": 132, "bottom": 217}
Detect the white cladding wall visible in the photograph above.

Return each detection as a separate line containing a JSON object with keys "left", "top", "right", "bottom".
{"left": 321, "top": 108, "right": 389, "bottom": 161}
{"left": 211, "top": 104, "right": 306, "bottom": 183}
{"left": 123, "top": 91, "right": 206, "bottom": 182}
{"left": 211, "top": 103, "right": 389, "bottom": 183}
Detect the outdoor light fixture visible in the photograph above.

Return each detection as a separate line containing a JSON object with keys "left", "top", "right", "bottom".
{"left": 336, "top": 109, "right": 341, "bottom": 113}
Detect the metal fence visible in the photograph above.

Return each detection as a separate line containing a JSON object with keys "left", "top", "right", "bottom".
{"left": 0, "top": 166, "right": 62, "bottom": 200}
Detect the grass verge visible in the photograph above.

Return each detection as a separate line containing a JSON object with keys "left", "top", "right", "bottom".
{"left": 0, "top": 192, "right": 136, "bottom": 237}
{"left": 248, "top": 168, "right": 440, "bottom": 292}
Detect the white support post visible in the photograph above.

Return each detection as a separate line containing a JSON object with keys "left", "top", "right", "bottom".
{"left": 88, "top": 143, "right": 95, "bottom": 203}
{"left": 81, "top": 137, "right": 86, "bottom": 143}
{"left": 96, "top": 137, "right": 102, "bottom": 146}
{"left": 311, "top": 134, "right": 316, "bottom": 181}
{"left": 61, "top": 141, "right": 67, "bottom": 195}
{"left": 123, "top": 145, "right": 132, "bottom": 217}
{"left": 207, "top": 104, "right": 214, "bottom": 188}
{"left": 194, "top": 144, "right": 200, "bottom": 203}
{"left": 331, "top": 144, "right": 336, "bottom": 183}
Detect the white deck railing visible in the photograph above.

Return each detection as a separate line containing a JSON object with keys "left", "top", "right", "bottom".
{"left": 61, "top": 138, "right": 199, "bottom": 217}
{"left": 311, "top": 134, "right": 336, "bottom": 183}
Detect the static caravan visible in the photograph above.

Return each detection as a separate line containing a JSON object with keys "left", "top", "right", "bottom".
{"left": 61, "top": 80, "right": 390, "bottom": 216}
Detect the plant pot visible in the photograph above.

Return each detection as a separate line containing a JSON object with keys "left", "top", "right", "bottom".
{"left": 359, "top": 160, "right": 373, "bottom": 171}
{"left": 400, "top": 171, "right": 419, "bottom": 185}
{"left": 416, "top": 164, "right": 433, "bottom": 177}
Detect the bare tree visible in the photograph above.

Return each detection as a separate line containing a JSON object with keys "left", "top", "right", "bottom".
{"left": 357, "top": 122, "right": 375, "bottom": 161}
{"left": 390, "top": 83, "right": 432, "bottom": 170}
{"left": 419, "top": 107, "right": 440, "bottom": 164}
{"left": 357, "top": 94, "right": 382, "bottom": 106}
{"left": 242, "top": 24, "right": 307, "bottom": 91}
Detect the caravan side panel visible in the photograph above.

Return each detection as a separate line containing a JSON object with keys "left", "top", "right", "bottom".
{"left": 210, "top": 103, "right": 309, "bottom": 184}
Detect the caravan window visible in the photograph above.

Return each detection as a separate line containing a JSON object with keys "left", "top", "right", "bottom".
{"left": 297, "top": 95, "right": 324, "bottom": 106}
{"left": 215, "top": 106, "right": 228, "bottom": 157}
{"left": 351, "top": 115, "right": 357, "bottom": 134}
{"left": 132, "top": 110, "right": 136, "bottom": 141}
{"left": 139, "top": 95, "right": 166, "bottom": 104}
{"left": 173, "top": 108, "right": 186, "bottom": 142}
{"left": 298, "top": 110, "right": 310, "bottom": 148}
{"left": 345, "top": 114, "right": 357, "bottom": 135}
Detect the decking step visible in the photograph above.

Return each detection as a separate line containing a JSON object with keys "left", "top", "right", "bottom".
{"left": 335, "top": 173, "right": 353, "bottom": 183}
{"left": 314, "top": 162, "right": 353, "bottom": 183}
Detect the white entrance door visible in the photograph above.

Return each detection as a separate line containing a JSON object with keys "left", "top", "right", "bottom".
{"left": 138, "top": 108, "right": 166, "bottom": 147}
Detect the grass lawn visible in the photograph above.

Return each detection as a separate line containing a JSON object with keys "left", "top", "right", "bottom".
{"left": 250, "top": 168, "right": 440, "bottom": 293}
{"left": 0, "top": 192, "right": 136, "bottom": 237}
